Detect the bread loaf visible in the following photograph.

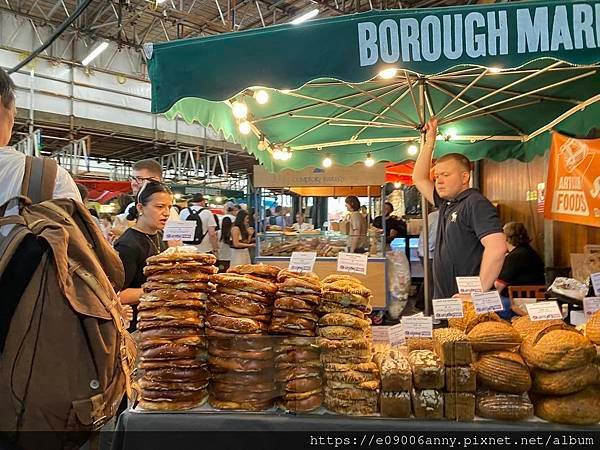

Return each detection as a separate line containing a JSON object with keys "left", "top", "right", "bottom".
{"left": 380, "top": 391, "right": 411, "bottom": 418}
{"left": 587, "top": 310, "right": 600, "bottom": 345}
{"left": 476, "top": 390, "right": 533, "bottom": 421}
{"left": 448, "top": 300, "right": 501, "bottom": 333}
{"left": 511, "top": 316, "right": 567, "bottom": 339}
{"left": 521, "top": 327, "right": 596, "bottom": 371}
{"left": 445, "top": 365, "right": 476, "bottom": 393}
{"left": 476, "top": 351, "right": 531, "bottom": 394}
{"left": 406, "top": 337, "right": 434, "bottom": 352}
{"left": 433, "top": 328, "right": 473, "bottom": 366}
{"left": 411, "top": 388, "right": 443, "bottom": 419}
{"left": 534, "top": 386, "right": 600, "bottom": 425}
{"left": 444, "top": 392, "right": 475, "bottom": 421}
{"left": 408, "top": 350, "right": 444, "bottom": 390}
{"left": 531, "top": 364, "right": 599, "bottom": 395}
{"left": 379, "top": 354, "right": 412, "bottom": 392}
{"left": 467, "top": 321, "right": 521, "bottom": 352}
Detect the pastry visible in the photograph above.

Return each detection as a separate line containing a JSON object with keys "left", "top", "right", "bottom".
{"left": 476, "top": 351, "right": 531, "bottom": 394}
{"left": 467, "top": 321, "right": 521, "bottom": 352}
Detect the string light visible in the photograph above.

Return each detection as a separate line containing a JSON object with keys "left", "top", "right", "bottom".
{"left": 322, "top": 155, "right": 333, "bottom": 168}
{"left": 231, "top": 101, "right": 248, "bottom": 119}
{"left": 489, "top": 67, "right": 503, "bottom": 73}
{"left": 273, "top": 148, "right": 283, "bottom": 160}
{"left": 364, "top": 152, "right": 375, "bottom": 167}
{"left": 280, "top": 148, "right": 292, "bottom": 161}
{"left": 407, "top": 144, "right": 418, "bottom": 155}
{"left": 254, "top": 90, "right": 269, "bottom": 104}
{"left": 257, "top": 140, "right": 266, "bottom": 151}
{"left": 445, "top": 128, "right": 458, "bottom": 140}
{"left": 378, "top": 68, "right": 397, "bottom": 79}
{"left": 238, "top": 121, "right": 252, "bottom": 135}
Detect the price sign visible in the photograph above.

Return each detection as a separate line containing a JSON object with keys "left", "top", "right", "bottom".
{"left": 389, "top": 323, "right": 406, "bottom": 346}
{"left": 591, "top": 272, "right": 600, "bottom": 296}
{"left": 371, "top": 326, "right": 390, "bottom": 343}
{"left": 583, "top": 297, "right": 600, "bottom": 317}
{"left": 526, "top": 301, "right": 562, "bottom": 321}
{"left": 401, "top": 316, "right": 433, "bottom": 338}
{"left": 471, "top": 291, "right": 504, "bottom": 314}
{"left": 289, "top": 252, "right": 317, "bottom": 273}
{"left": 163, "top": 220, "right": 196, "bottom": 241}
{"left": 337, "top": 252, "right": 368, "bottom": 275}
{"left": 570, "top": 310, "right": 587, "bottom": 326}
{"left": 456, "top": 276, "right": 483, "bottom": 294}
{"left": 432, "top": 298, "right": 464, "bottom": 320}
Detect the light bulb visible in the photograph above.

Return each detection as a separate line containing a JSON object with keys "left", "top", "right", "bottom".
{"left": 445, "top": 128, "right": 458, "bottom": 140}
{"left": 379, "top": 68, "right": 397, "bottom": 79}
{"left": 489, "top": 66, "right": 503, "bottom": 73}
{"left": 280, "top": 148, "right": 292, "bottom": 161}
{"left": 407, "top": 144, "right": 418, "bottom": 155}
{"left": 364, "top": 153, "right": 375, "bottom": 167}
{"left": 322, "top": 156, "right": 332, "bottom": 168}
{"left": 257, "top": 140, "right": 266, "bottom": 151}
{"left": 215, "top": 196, "right": 223, "bottom": 203}
{"left": 231, "top": 101, "right": 248, "bottom": 119}
{"left": 254, "top": 90, "right": 269, "bottom": 104}
{"left": 238, "top": 121, "right": 252, "bottom": 135}
{"left": 273, "top": 149, "right": 283, "bottom": 160}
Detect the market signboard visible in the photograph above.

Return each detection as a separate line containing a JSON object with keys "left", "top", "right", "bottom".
{"left": 545, "top": 133, "right": 600, "bottom": 227}
{"left": 253, "top": 164, "right": 385, "bottom": 188}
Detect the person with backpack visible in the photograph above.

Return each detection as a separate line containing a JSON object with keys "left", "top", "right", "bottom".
{"left": 114, "top": 181, "right": 171, "bottom": 331}
{"left": 179, "top": 193, "right": 219, "bottom": 256}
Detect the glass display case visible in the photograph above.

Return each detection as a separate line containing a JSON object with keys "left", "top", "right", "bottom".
{"left": 257, "top": 229, "right": 384, "bottom": 258}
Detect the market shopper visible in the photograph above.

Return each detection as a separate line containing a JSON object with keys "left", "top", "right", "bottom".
{"left": 114, "top": 181, "right": 170, "bottom": 331}
{"left": 292, "top": 212, "right": 313, "bottom": 232}
{"left": 229, "top": 209, "right": 255, "bottom": 267}
{"left": 417, "top": 209, "right": 439, "bottom": 310}
{"left": 373, "top": 202, "right": 407, "bottom": 244}
{"left": 345, "top": 195, "right": 368, "bottom": 253}
{"left": 495, "top": 222, "right": 545, "bottom": 318}
{"left": 412, "top": 118, "right": 506, "bottom": 298}
{"left": 217, "top": 202, "right": 237, "bottom": 271}
{"left": 180, "top": 193, "right": 219, "bottom": 256}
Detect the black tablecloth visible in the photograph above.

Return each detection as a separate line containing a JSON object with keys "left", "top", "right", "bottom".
{"left": 111, "top": 408, "right": 600, "bottom": 450}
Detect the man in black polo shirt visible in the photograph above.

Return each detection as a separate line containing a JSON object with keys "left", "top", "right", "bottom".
{"left": 412, "top": 118, "right": 507, "bottom": 298}
{"left": 373, "top": 202, "right": 407, "bottom": 244}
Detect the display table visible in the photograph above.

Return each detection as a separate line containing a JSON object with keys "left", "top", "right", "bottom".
{"left": 112, "top": 408, "right": 600, "bottom": 450}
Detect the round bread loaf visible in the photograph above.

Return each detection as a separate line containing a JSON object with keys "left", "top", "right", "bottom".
{"left": 139, "top": 290, "right": 208, "bottom": 302}
{"left": 275, "top": 292, "right": 321, "bottom": 305}
{"left": 277, "top": 269, "right": 321, "bottom": 285}
{"left": 138, "top": 299, "right": 205, "bottom": 311}
{"left": 138, "top": 308, "right": 201, "bottom": 321}
{"left": 534, "top": 386, "right": 600, "bottom": 425}
{"left": 521, "top": 328, "right": 596, "bottom": 371}
{"left": 278, "top": 393, "right": 322, "bottom": 412}
{"left": 511, "top": 316, "right": 567, "bottom": 339}
{"left": 206, "top": 314, "right": 268, "bottom": 334}
{"left": 467, "top": 321, "right": 521, "bottom": 352}
{"left": 449, "top": 300, "right": 501, "bottom": 333}
{"left": 139, "top": 359, "right": 206, "bottom": 370}
{"left": 143, "top": 262, "right": 218, "bottom": 276}
{"left": 211, "top": 273, "right": 277, "bottom": 295}
{"left": 208, "top": 354, "right": 273, "bottom": 372}
{"left": 208, "top": 345, "right": 273, "bottom": 361}
{"left": 476, "top": 351, "right": 532, "bottom": 394}
{"left": 211, "top": 380, "right": 276, "bottom": 394}
{"left": 210, "top": 388, "right": 278, "bottom": 403}
{"left": 138, "top": 378, "right": 208, "bottom": 391}
{"left": 532, "top": 364, "right": 599, "bottom": 395}
{"left": 283, "top": 376, "right": 322, "bottom": 393}
{"left": 282, "top": 388, "right": 322, "bottom": 401}
{"left": 211, "top": 371, "right": 274, "bottom": 386}
{"left": 476, "top": 390, "right": 533, "bottom": 421}
{"left": 586, "top": 310, "right": 600, "bottom": 345}
{"left": 272, "top": 309, "right": 319, "bottom": 323}
{"left": 316, "top": 302, "right": 365, "bottom": 318}
{"left": 227, "top": 264, "right": 281, "bottom": 280}
{"left": 208, "top": 397, "right": 274, "bottom": 411}
{"left": 140, "top": 343, "right": 200, "bottom": 360}
{"left": 275, "top": 366, "right": 321, "bottom": 382}
{"left": 318, "top": 326, "right": 366, "bottom": 341}
{"left": 318, "top": 313, "right": 371, "bottom": 330}
{"left": 274, "top": 297, "right": 316, "bottom": 313}
{"left": 146, "top": 248, "right": 217, "bottom": 265}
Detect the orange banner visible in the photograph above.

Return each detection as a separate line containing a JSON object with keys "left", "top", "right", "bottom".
{"left": 545, "top": 132, "right": 600, "bottom": 227}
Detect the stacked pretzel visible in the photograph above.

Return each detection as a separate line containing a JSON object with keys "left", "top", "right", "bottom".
{"left": 270, "top": 269, "right": 323, "bottom": 412}
{"left": 317, "top": 275, "right": 379, "bottom": 416}
{"left": 206, "top": 264, "right": 280, "bottom": 411}
{"left": 137, "top": 247, "right": 216, "bottom": 411}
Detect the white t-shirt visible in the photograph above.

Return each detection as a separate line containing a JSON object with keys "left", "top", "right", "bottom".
{"left": 0, "top": 147, "right": 82, "bottom": 236}
{"left": 179, "top": 205, "right": 217, "bottom": 253}
{"left": 0, "top": 146, "right": 82, "bottom": 207}
{"left": 218, "top": 213, "right": 236, "bottom": 261}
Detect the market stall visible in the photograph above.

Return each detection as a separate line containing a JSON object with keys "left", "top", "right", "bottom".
{"left": 134, "top": 0, "right": 600, "bottom": 431}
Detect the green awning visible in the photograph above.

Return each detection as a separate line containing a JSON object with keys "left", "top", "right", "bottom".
{"left": 147, "top": 0, "right": 600, "bottom": 171}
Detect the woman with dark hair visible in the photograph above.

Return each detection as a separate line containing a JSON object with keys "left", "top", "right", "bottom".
{"left": 229, "top": 209, "right": 255, "bottom": 267}
{"left": 494, "top": 222, "right": 545, "bottom": 319}
{"left": 114, "top": 181, "right": 172, "bottom": 330}
{"left": 345, "top": 195, "right": 367, "bottom": 253}
{"left": 218, "top": 215, "right": 234, "bottom": 271}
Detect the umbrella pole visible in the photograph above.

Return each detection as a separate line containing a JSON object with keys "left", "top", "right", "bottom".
{"left": 419, "top": 80, "right": 432, "bottom": 316}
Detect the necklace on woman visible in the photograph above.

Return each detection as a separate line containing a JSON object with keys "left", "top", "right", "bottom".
{"left": 134, "top": 226, "right": 161, "bottom": 255}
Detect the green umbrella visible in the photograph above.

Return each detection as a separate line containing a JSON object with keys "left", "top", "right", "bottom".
{"left": 147, "top": 0, "right": 600, "bottom": 172}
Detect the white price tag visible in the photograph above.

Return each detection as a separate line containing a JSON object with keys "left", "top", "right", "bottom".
{"left": 337, "top": 252, "right": 368, "bottom": 275}
{"left": 371, "top": 326, "right": 390, "bottom": 343}
{"left": 570, "top": 310, "right": 587, "bottom": 326}
{"left": 591, "top": 272, "right": 600, "bottom": 296}
{"left": 471, "top": 291, "right": 504, "bottom": 314}
{"left": 432, "top": 298, "right": 464, "bottom": 320}
{"left": 526, "top": 301, "right": 562, "bottom": 321}
{"left": 163, "top": 220, "right": 197, "bottom": 241}
{"left": 401, "top": 316, "right": 433, "bottom": 338}
{"left": 389, "top": 323, "right": 406, "bottom": 346}
{"left": 583, "top": 297, "right": 600, "bottom": 317}
{"left": 456, "top": 276, "right": 483, "bottom": 294}
{"left": 289, "top": 252, "right": 317, "bottom": 273}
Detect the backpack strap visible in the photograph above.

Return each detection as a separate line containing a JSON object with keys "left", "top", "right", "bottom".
{"left": 21, "top": 156, "right": 58, "bottom": 204}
